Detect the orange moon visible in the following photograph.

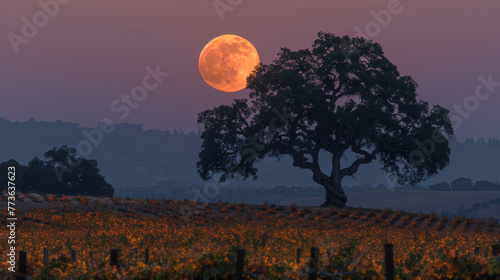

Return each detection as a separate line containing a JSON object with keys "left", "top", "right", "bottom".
{"left": 199, "top": 34, "right": 260, "bottom": 92}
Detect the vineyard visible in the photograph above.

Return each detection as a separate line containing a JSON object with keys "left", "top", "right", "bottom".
{"left": 3, "top": 192, "right": 500, "bottom": 279}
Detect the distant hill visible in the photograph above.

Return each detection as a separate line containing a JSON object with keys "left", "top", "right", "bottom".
{"left": 1, "top": 117, "right": 500, "bottom": 190}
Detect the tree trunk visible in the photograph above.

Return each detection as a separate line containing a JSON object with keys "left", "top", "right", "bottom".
{"left": 313, "top": 173, "right": 347, "bottom": 208}
{"left": 324, "top": 179, "right": 347, "bottom": 208}
{"left": 312, "top": 154, "right": 347, "bottom": 207}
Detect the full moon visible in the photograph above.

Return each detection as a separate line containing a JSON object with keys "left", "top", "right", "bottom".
{"left": 199, "top": 34, "right": 260, "bottom": 93}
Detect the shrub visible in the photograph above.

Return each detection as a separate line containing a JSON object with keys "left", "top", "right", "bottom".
{"left": 418, "top": 212, "right": 426, "bottom": 221}
{"left": 487, "top": 217, "right": 498, "bottom": 228}
{"left": 267, "top": 208, "right": 277, "bottom": 214}
{"left": 76, "top": 196, "right": 89, "bottom": 205}
{"left": 202, "top": 206, "right": 212, "bottom": 215}
{"left": 30, "top": 193, "right": 46, "bottom": 202}
{"left": 462, "top": 218, "right": 474, "bottom": 230}
{"left": 474, "top": 219, "right": 485, "bottom": 231}
{"left": 255, "top": 212, "right": 265, "bottom": 220}
{"left": 397, "top": 214, "right": 413, "bottom": 228}
{"left": 388, "top": 213, "right": 400, "bottom": 224}
{"left": 436, "top": 217, "right": 448, "bottom": 230}
{"left": 429, "top": 212, "right": 438, "bottom": 221}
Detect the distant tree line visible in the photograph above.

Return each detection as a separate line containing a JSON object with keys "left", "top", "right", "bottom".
{"left": 462, "top": 137, "right": 500, "bottom": 146}
{"left": 0, "top": 146, "right": 113, "bottom": 197}
{"left": 115, "top": 180, "right": 325, "bottom": 204}
{"left": 427, "top": 177, "right": 500, "bottom": 191}
{"left": 344, "top": 178, "right": 500, "bottom": 192}
{"left": 114, "top": 176, "right": 500, "bottom": 204}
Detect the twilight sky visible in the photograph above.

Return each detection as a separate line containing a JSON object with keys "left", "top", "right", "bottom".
{"left": 1, "top": 1, "right": 499, "bottom": 141}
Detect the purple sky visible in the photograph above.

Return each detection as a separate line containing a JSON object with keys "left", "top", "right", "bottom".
{"left": 1, "top": 1, "right": 499, "bottom": 141}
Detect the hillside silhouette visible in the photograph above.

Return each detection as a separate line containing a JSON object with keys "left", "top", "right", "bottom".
{"left": 1, "top": 117, "right": 500, "bottom": 190}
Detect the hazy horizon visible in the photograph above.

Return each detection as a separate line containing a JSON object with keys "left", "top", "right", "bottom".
{"left": 1, "top": 1, "right": 500, "bottom": 141}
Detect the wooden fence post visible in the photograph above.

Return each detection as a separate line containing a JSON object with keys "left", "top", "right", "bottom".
{"left": 71, "top": 250, "right": 76, "bottom": 262}
{"left": 492, "top": 245, "right": 500, "bottom": 256}
{"left": 296, "top": 248, "right": 302, "bottom": 264}
{"left": 43, "top": 248, "right": 48, "bottom": 265}
{"left": 19, "top": 251, "right": 27, "bottom": 275}
{"left": 145, "top": 249, "right": 149, "bottom": 264}
{"left": 110, "top": 249, "right": 119, "bottom": 267}
{"left": 384, "top": 244, "right": 395, "bottom": 280}
{"left": 234, "top": 249, "right": 246, "bottom": 280}
{"left": 308, "top": 247, "right": 319, "bottom": 280}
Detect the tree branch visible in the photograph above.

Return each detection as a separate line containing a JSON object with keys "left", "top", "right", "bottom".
{"left": 290, "top": 149, "right": 315, "bottom": 171}
{"left": 351, "top": 144, "right": 371, "bottom": 158}
{"left": 340, "top": 146, "right": 377, "bottom": 178}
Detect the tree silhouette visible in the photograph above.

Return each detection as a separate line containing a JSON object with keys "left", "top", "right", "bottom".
{"left": 451, "top": 177, "right": 473, "bottom": 191}
{"left": 473, "top": 180, "right": 500, "bottom": 191}
{"left": 197, "top": 32, "right": 453, "bottom": 207}
{"left": 43, "top": 146, "right": 114, "bottom": 196}
{"left": 24, "top": 157, "right": 59, "bottom": 194}
{"left": 428, "top": 182, "right": 451, "bottom": 191}
{"left": 1, "top": 146, "right": 113, "bottom": 197}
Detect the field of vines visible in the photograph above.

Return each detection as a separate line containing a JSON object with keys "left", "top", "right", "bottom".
{"left": 2, "top": 192, "right": 500, "bottom": 279}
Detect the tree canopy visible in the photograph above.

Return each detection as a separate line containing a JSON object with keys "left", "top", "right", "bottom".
{"left": 197, "top": 32, "right": 453, "bottom": 207}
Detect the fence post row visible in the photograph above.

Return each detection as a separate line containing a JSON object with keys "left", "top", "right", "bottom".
{"left": 43, "top": 248, "right": 48, "bottom": 265}
{"left": 19, "top": 251, "right": 27, "bottom": 275}
{"left": 492, "top": 245, "right": 500, "bottom": 256}
{"left": 308, "top": 247, "right": 319, "bottom": 280}
{"left": 234, "top": 249, "right": 246, "bottom": 280}
{"left": 296, "top": 248, "right": 302, "bottom": 264}
{"left": 384, "top": 243, "right": 395, "bottom": 280}
{"left": 17, "top": 244, "right": 500, "bottom": 278}
{"left": 110, "top": 249, "right": 119, "bottom": 267}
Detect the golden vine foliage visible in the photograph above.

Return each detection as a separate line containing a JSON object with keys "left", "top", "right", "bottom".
{"left": 2, "top": 198, "right": 500, "bottom": 279}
